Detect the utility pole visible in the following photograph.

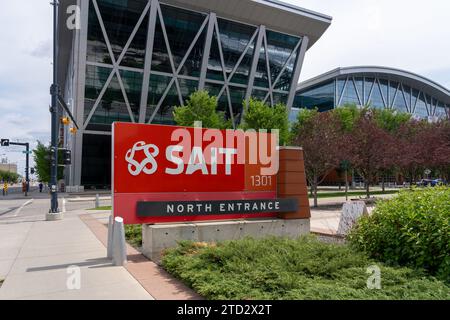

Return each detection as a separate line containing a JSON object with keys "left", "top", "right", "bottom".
{"left": 25, "top": 143, "right": 30, "bottom": 196}
{"left": 47, "top": 0, "right": 78, "bottom": 219}
{"left": 49, "top": 0, "right": 61, "bottom": 217}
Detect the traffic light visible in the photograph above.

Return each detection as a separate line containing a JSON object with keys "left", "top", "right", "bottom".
{"left": 69, "top": 127, "right": 78, "bottom": 135}
{"left": 62, "top": 149, "right": 72, "bottom": 165}
{"left": 30, "top": 168, "right": 35, "bottom": 175}
{"left": 1, "top": 139, "right": 10, "bottom": 147}
{"left": 61, "top": 117, "right": 71, "bottom": 125}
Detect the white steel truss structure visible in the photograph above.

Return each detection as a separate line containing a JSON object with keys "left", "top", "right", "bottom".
{"left": 65, "top": 0, "right": 315, "bottom": 186}
{"left": 333, "top": 75, "right": 450, "bottom": 119}
{"left": 81, "top": 0, "right": 309, "bottom": 132}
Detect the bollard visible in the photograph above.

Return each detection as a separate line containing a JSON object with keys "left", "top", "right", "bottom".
{"left": 95, "top": 194, "right": 100, "bottom": 209}
{"left": 112, "top": 217, "right": 127, "bottom": 266}
{"left": 107, "top": 214, "right": 114, "bottom": 259}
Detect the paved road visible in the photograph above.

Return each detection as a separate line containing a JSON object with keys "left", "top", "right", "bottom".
{"left": 0, "top": 191, "right": 111, "bottom": 224}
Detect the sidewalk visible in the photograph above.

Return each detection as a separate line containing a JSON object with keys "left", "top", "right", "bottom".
{"left": 308, "top": 193, "right": 395, "bottom": 208}
{"left": 309, "top": 194, "right": 394, "bottom": 234}
{"left": 0, "top": 211, "right": 153, "bottom": 300}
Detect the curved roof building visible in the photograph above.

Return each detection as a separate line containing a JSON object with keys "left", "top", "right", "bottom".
{"left": 292, "top": 66, "right": 450, "bottom": 120}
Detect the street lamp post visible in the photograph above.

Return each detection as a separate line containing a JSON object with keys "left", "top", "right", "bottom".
{"left": 47, "top": 0, "right": 78, "bottom": 219}
{"left": 49, "top": 0, "right": 61, "bottom": 217}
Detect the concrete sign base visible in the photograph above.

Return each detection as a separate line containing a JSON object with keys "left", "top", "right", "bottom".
{"left": 142, "top": 219, "right": 310, "bottom": 264}
{"left": 46, "top": 212, "right": 64, "bottom": 221}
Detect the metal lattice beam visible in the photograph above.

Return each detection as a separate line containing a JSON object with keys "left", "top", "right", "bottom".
{"left": 244, "top": 25, "right": 265, "bottom": 106}
{"left": 139, "top": 0, "right": 159, "bottom": 123}
{"left": 147, "top": 6, "right": 209, "bottom": 124}
{"left": 84, "top": 0, "right": 150, "bottom": 129}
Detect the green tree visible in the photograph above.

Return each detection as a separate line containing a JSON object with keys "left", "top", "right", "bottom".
{"left": 33, "top": 141, "right": 63, "bottom": 183}
{"left": 290, "top": 107, "right": 318, "bottom": 140}
{"left": 173, "top": 90, "right": 232, "bottom": 129}
{"left": 0, "top": 170, "right": 20, "bottom": 183}
{"left": 331, "top": 103, "right": 362, "bottom": 132}
{"left": 373, "top": 108, "right": 412, "bottom": 133}
{"left": 240, "top": 98, "right": 290, "bottom": 145}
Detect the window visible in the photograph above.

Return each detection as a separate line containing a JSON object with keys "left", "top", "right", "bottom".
{"left": 392, "top": 89, "right": 408, "bottom": 113}
{"left": 87, "top": 0, "right": 149, "bottom": 68}
{"left": 340, "top": 79, "right": 360, "bottom": 106}
{"left": 159, "top": 4, "right": 206, "bottom": 77}
{"left": 368, "top": 82, "right": 384, "bottom": 109}
{"left": 217, "top": 18, "right": 257, "bottom": 85}
{"left": 266, "top": 30, "right": 300, "bottom": 92}
{"left": 435, "top": 101, "right": 447, "bottom": 119}
{"left": 412, "top": 90, "right": 428, "bottom": 118}
{"left": 364, "top": 78, "right": 375, "bottom": 104}
{"left": 289, "top": 108, "right": 300, "bottom": 123}
{"left": 389, "top": 81, "right": 399, "bottom": 107}
{"left": 295, "top": 81, "right": 334, "bottom": 112}
{"left": 146, "top": 74, "right": 173, "bottom": 123}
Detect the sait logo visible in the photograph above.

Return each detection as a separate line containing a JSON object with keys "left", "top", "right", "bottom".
{"left": 125, "top": 141, "right": 159, "bottom": 176}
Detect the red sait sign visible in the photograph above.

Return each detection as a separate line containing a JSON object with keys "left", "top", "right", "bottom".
{"left": 112, "top": 122, "right": 279, "bottom": 224}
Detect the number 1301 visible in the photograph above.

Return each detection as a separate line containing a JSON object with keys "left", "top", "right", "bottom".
{"left": 250, "top": 175, "right": 273, "bottom": 187}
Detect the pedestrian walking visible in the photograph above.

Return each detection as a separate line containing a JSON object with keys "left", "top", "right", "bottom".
{"left": 3, "top": 181, "right": 8, "bottom": 196}
{"left": 39, "top": 182, "right": 44, "bottom": 193}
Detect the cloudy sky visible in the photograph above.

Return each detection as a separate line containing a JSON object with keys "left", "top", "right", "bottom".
{"left": 0, "top": 0, "right": 449, "bottom": 176}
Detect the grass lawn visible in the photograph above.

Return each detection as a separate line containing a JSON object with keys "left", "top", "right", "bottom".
{"left": 161, "top": 236, "right": 450, "bottom": 300}
{"left": 87, "top": 206, "right": 112, "bottom": 211}
{"left": 311, "top": 190, "right": 399, "bottom": 199}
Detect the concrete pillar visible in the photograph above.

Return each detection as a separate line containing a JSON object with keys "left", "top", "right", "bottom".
{"left": 107, "top": 214, "right": 114, "bottom": 259}
{"left": 95, "top": 194, "right": 100, "bottom": 208}
{"left": 112, "top": 217, "right": 127, "bottom": 266}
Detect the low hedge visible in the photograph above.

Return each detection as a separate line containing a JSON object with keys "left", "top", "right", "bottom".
{"left": 348, "top": 187, "right": 450, "bottom": 282}
{"left": 162, "top": 237, "right": 449, "bottom": 300}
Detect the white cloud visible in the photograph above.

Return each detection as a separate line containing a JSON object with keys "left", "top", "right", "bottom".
{"left": 290, "top": 0, "right": 450, "bottom": 88}
{"left": 29, "top": 40, "right": 52, "bottom": 59}
{"left": 0, "top": 0, "right": 52, "bottom": 175}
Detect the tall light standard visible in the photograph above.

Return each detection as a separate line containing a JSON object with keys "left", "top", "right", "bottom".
{"left": 48, "top": 0, "right": 62, "bottom": 219}
{"left": 48, "top": 1, "right": 78, "bottom": 220}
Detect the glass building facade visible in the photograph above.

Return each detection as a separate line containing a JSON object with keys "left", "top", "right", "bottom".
{"left": 293, "top": 69, "right": 450, "bottom": 121}
{"left": 75, "top": 0, "right": 313, "bottom": 187}
{"left": 83, "top": 0, "right": 304, "bottom": 131}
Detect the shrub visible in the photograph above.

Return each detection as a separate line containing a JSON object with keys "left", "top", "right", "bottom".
{"left": 162, "top": 236, "right": 449, "bottom": 300}
{"left": 348, "top": 187, "right": 450, "bottom": 282}
{"left": 125, "top": 224, "right": 142, "bottom": 247}
{"left": 240, "top": 99, "right": 290, "bottom": 145}
{"left": 0, "top": 170, "right": 20, "bottom": 183}
{"left": 173, "top": 90, "right": 231, "bottom": 129}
